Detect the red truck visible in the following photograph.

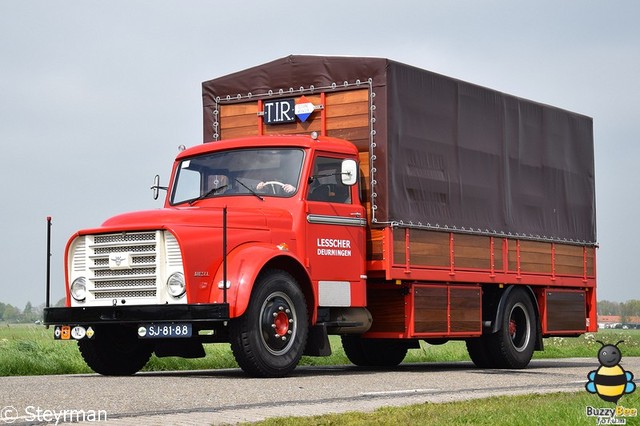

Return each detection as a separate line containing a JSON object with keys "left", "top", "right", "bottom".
{"left": 44, "top": 55, "right": 597, "bottom": 377}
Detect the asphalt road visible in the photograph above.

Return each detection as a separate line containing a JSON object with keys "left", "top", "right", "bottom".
{"left": 1, "top": 357, "right": 638, "bottom": 425}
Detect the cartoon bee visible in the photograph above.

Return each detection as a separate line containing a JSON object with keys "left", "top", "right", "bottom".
{"left": 586, "top": 340, "right": 636, "bottom": 403}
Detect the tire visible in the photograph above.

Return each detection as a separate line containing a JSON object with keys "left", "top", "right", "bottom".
{"left": 229, "top": 270, "right": 308, "bottom": 378}
{"left": 341, "top": 336, "right": 408, "bottom": 367}
{"left": 78, "top": 326, "right": 153, "bottom": 376}
{"left": 466, "top": 336, "right": 496, "bottom": 368}
{"left": 488, "top": 288, "right": 537, "bottom": 369}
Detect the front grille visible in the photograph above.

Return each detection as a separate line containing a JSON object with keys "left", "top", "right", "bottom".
{"left": 88, "top": 231, "right": 159, "bottom": 303}
{"left": 69, "top": 230, "right": 186, "bottom": 307}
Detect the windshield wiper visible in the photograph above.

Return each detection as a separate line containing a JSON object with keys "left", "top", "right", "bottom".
{"left": 235, "top": 178, "right": 264, "bottom": 201}
{"left": 188, "top": 184, "right": 228, "bottom": 205}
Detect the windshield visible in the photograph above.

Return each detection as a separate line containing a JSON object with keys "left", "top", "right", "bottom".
{"left": 170, "top": 148, "right": 304, "bottom": 205}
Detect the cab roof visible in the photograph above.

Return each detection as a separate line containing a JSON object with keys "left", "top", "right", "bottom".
{"left": 176, "top": 134, "right": 358, "bottom": 161}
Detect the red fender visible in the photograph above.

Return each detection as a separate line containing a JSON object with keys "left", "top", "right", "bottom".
{"left": 209, "top": 242, "right": 309, "bottom": 318}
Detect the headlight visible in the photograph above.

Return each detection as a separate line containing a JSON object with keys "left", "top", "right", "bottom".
{"left": 167, "top": 272, "right": 186, "bottom": 298}
{"left": 70, "top": 277, "right": 87, "bottom": 302}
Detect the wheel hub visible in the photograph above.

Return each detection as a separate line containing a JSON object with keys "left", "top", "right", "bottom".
{"left": 508, "top": 302, "right": 531, "bottom": 352}
{"left": 260, "top": 293, "right": 296, "bottom": 355}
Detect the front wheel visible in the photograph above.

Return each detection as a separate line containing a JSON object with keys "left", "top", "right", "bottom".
{"left": 229, "top": 270, "right": 309, "bottom": 377}
{"left": 77, "top": 326, "right": 153, "bottom": 375}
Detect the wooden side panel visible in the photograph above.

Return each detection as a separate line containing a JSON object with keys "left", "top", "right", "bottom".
{"left": 450, "top": 287, "right": 482, "bottom": 333}
{"left": 366, "top": 286, "right": 406, "bottom": 333}
{"left": 219, "top": 102, "right": 259, "bottom": 139}
{"left": 393, "top": 228, "right": 406, "bottom": 265}
{"left": 414, "top": 286, "right": 447, "bottom": 333}
{"left": 325, "top": 89, "right": 370, "bottom": 151}
{"left": 454, "top": 234, "right": 490, "bottom": 269}
{"left": 586, "top": 247, "right": 596, "bottom": 277}
{"left": 509, "top": 240, "right": 552, "bottom": 274}
{"left": 218, "top": 89, "right": 370, "bottom": 146}
{"left": 413, "top": 285, "right": 482, "bottom": 335}
{"left": 367, "top": 228, "right": 384, "bottom": 261}
{"left": 555, "top": 244, "right": 585, "bottom": 276}
{"left": 545, "top": 290, "right": 586, "bottom": 332}
{"left": 407, "top": 230, "right": 450, "bottom": 267}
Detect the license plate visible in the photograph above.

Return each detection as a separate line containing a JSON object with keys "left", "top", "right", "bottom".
{"left": 138, "top": 323, "right": 192, "bottom": 339}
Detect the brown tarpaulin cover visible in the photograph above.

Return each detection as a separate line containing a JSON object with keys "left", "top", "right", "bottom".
{"left": 202, "top": 55, "right": 596, "bottom": 244}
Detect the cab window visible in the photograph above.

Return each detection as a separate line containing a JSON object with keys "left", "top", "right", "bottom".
{"left": 307, "top": 157, "right": 351, "bottom": 204}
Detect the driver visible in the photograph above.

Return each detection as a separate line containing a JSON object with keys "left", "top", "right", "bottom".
{"left": 256, "top": 181, "right": 296, "bottom": 193}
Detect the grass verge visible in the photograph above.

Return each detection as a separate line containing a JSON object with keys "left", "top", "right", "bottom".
{"left": 1, "top": 325, "right": 639, "bottom": 376}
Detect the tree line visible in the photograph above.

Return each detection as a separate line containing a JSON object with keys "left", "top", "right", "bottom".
{"left": 0, "top": 298, "right": 64, "bottom": 323}
{"left": 598, "top": 299, "right": 640, "bottom": 321}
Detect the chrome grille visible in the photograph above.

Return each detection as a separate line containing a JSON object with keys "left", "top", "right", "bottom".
{"left": 94, "top": 290, "right": 157, "bottom": 299}
{"left": 88, "top": 231, "right": 158, "bottom": 302}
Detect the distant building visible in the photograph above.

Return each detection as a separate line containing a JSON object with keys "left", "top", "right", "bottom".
{"left": 597, "top": 315, "right": 640, "bottom": 329}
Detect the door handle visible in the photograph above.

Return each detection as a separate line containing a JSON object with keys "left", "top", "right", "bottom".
{"left": 350, "top": 212, "right": 362, "bottom": 218}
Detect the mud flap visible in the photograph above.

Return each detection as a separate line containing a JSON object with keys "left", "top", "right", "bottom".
{"left": 304, "top": 324, "right": 332, "bottom": 356}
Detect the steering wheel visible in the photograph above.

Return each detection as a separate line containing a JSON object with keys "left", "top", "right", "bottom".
{"left": 262, "top": 180, "right": 287, "bottom": 194}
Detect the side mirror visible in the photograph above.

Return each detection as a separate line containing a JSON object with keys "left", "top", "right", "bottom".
{"left": 151, "top": 175, "right": 168, "bottom": 200}
{"left": 341, "top": 159, "right": 358, "bottom": 186}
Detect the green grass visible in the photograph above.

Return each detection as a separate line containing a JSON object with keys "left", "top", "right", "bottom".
{"left": 250, "top": 391, "right": 640, "bottom": 426}
{"left": 1, "top": 325, "right": 639, "bottom": 376}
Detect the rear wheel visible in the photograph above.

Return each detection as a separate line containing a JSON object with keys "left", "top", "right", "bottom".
{"left": 488, "top": 288, "right": 536, "bottom": 368}
{"left": 229, "top": 270, "right": 308, "bottom": 377}
{"left": 78, "top": 326, "right": 153, "bottom": 376}
{"left": 342, "top": 336, "right": 409, "bottom": 367}
{"left": 466, "top": 336, "right": 496, "bottom": 368}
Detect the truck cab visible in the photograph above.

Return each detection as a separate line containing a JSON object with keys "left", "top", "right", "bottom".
{"left": 46, "top": 133, "right": 370, "bottom": 377}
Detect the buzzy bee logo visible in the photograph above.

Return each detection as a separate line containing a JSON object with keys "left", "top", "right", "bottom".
{"left": 585, "top": 340, "right": 637, "bottom": 424}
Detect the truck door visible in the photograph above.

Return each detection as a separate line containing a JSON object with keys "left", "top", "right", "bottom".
{"left": 305, "top": 155, "right": 367, "bottom": 308}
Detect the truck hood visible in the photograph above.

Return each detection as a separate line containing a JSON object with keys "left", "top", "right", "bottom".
{"left": 89, "top": 206, "right": 291, "bottom": 233}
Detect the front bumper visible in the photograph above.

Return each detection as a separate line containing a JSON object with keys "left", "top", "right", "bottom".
{"left": 44, "top": 303, "right": 230, "bottom": 325}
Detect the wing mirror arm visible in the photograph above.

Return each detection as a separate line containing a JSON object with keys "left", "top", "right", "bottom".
{"left": 151, "top": 174, "right": 168, "bottom": 200}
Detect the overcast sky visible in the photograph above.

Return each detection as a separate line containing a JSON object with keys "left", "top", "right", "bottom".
{"left": 1, "top": 1, "right": 638, "bottom": 309}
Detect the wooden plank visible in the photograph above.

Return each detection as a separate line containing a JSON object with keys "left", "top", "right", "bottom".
{"left": 326, "top": 114, "right": 369, "bottom": 130}
{"left": 220, "top": 126, "right": 259, "bottom": 139}
{"left": 263, "top": 120, "right": 321, "bottom": 135}
{"left": 326, "top": 89, "right": 369, "bottom": 104}
{"left": 327, "top": 128, "right": 370, "bottom": 146}
{"left": 220, "top": 113, "right": 256, "bottom": 130}
{"left": 220, "top": 102, "right": 258, "bottom": 118}
{"left": 325, "top": 102, "right": 369, "bottom": 118}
